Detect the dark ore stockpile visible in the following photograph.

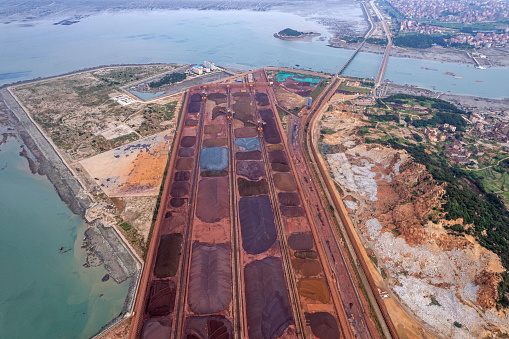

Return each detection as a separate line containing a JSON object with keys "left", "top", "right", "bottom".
{"left": 236, "top": 150, "right": 262, "bottom": 161}
{"left": 195, "top": 177, "right": 229, "bottom": 223}
{"left": 176, "top": 157, "right": 194, "bottom": 170}
{"left": 305, "top": 312, "right": 341, "bottom": 339}
{"left": 280, "top": 206, "right": 305, "bottom": 218}
{"left": 207, "top": 93, "right": 227, "bottom": 105}
{"left": 292, "top": 259, "right": 323, "bottom": 277}
{"left": 169, "top": 198, "right": 185, "bottom": 208}
{"left": 297, "top": 278, "right": 330, "bottom": 304}
{"left": 271, "top": 163, "right": 291, "bottom": 172}
{"left": 236, "top": 161, "right": 265, "bottom": 181}
{"left": 235, "top": 138, "right": 260, "bottom": 152}
{"left": 267, "top": 144, "right": 284, "bottom": 152}
{"left": 297, "top": 90, "right": 312, "bottom": 97}
{"left": 259, "top": 109, "right": 281, "bottom": 144}
{"left": 185, "top": 118, "right": 199, "bottom": 127}
{"left": 212, "top": 106, "right": 227, "bottom": 120}
{"left": 278, "top": 192, "right": 301, "bottom": 206}
{"left": 294, "top": 250, "right": 318, "bottom": 259}
{"left": 188, "top": 93, "right": 202, "bottom": 113}
{"left": 288, "top": 233, "right": 314, "bottom": 251}
{"left": 204, "top": 124, "right": 222, "bottom": 134}
{"left": 174, "top": 171, "right": 191, "bottom": 181}
{"left": 185, "top": 315, "right": 233, "bottom": 339}
{"left": 273, "top": 173, "right": 297, "bottom": 192}
{"left": 199, "top": 147, "right": 228, "bottom": 171}
{"left": 268, "top": 150, "right": 289, "bottom": 165}
{"left": 170, "top": 181, "right": 190, "bottom": 197}
{"left": 145, "top": 280, "right": 176, "bottom": 317}
{"left": 179, "top": 147, "right": 194, "bottom": 157}
{"left": 237, "top": 178, "right": 269, "bottom": 197}
{"left": 187, "top": 243, "right": 232, "bottom": 314}
{"left": 181, "top": 136, "right": 197, "bottom": 147}
{"left": 153, "top": 233, "right": 183, "bottom": 278}
{"left": 200, "top": 170, "right": 228, "bottom": 177}
{"left": 234, "top": 127, "right": 258, "bottom": 139}
{"left": 232, "top": 92, "right": 256, "bottom": 123}
{"left": 244, "top": 257, "right": 294, "bottom": 338}
{"left": 239, "top": 195, "right": 277, "bottom": 255}
{"left": 203, "top": 138, "right": 227, "bottom": 148}
{"left": 255, "top": 92, "right": 270, "bottom": 106}
{"left": 140, "top": 318, "right": 173, "bottom": 339}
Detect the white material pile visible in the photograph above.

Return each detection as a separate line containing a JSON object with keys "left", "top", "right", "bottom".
{"left": 363, "top": 217, "right": 509, "bottom": 337}
{"left": 327, "top": 153, "right": 379, "bottom": 201}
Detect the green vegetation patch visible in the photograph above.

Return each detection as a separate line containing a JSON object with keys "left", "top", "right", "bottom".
{"left": 309, "top": 78, "right": 331, "bottom": 101}
{"left": 370, "top": 138, "right": 509, "bottom": 308}
{"left": 384, "top": 93, "right": 467, "bottom": 130}
{"left": 91, "top": 133, "right": 140, "bottom": 153}
{"left": 366, "top": 38, "right": 387, "bottom": 45}
{"left": 338, "top": 83, "right": 371, "bottom": 95}
{"left": 149, "top": 72, "right": 186, "bottom": 88}
{"left": 393, "top": 34, "right": 448, "bottom": 49}
{"left": 278, "top": 28, "right": 306, "bottom": 37}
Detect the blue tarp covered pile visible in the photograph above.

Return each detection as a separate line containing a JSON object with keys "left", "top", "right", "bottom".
{"left": 235, "top": 138, "right": 260, "bottom": 152}
{"left": 199, "top": 147, "right": 228, "bottom": 171}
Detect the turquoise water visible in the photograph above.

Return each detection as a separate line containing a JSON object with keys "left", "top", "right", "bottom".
{"left": 0, "top": 137, "right": 129, "bottom": 338}
{"left": 1, "top": 10, "right": 507, "bottom": 98}
{"left": 275, "top": 71, "right": 322, "bottom": 84}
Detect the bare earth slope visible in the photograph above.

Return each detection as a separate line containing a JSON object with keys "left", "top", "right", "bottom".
{"left": 321, "top": 107, "right": 509, "bottom": 338}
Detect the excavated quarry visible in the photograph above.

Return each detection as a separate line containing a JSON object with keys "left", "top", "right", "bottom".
{"left": 322, "top": 108, "right": 509, "bottom": 338}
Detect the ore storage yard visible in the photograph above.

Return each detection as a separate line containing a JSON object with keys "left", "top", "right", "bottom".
{"left": 129, "top": 69, "right": 380, "bottom": 339}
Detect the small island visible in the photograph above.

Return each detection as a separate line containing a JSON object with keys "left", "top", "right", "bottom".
{"left": 274, "top": 28, "right": 321, "bottom": 41}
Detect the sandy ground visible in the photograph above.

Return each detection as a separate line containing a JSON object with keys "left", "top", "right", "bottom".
{"left": 100, "top": 318, "right": 130, "bottom": 339}
{"left": 80, "top": 130, "right": 173, "bottom": 197}
{"left": 273, "top": 86, "right": 307, "bottom": 110}
{"left": 117, "top": 196, "right": 158, "bottom": 242}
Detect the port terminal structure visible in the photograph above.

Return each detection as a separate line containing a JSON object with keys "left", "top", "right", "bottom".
{"left": 126, "top": 65, "right": 400, "bottom": 338}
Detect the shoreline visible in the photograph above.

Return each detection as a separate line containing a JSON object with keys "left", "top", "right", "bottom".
{"left": 0, "top": 86, "right": 143, "bottom": 338}
{"left": 273, "top": 31, "right": 321, "bottom": 42}
{"left": 0, "top": 62, "right": 169, "bottom": 89}
{"left": 328, "top": 40, "right": 509, "bottom": 68}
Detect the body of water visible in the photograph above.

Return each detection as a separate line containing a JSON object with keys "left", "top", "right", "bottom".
{"left": 0, "top": 137, "right": 129, "bottom": 338}
{"left": 1, "top": 10, "right": 508, "bottom": 98}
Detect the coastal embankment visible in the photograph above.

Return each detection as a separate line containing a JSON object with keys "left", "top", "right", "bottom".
{"left": 328, "top": 40, "right": 509, "bottom": 68}
{"left": 382, "top": 83, "right": 509, "bottom": 112}
{"left": 0, "top": 87, "right": 143, "bottom": 337}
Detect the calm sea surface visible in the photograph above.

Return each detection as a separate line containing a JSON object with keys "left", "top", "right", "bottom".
{"left": 1, "top": 10, "right": 508, "bottom": 98}
{"left": 0, "top": 8, "right": 507, "bottom": 338}
{"left": 0, "top": 137, "right": 130, "bottom": 338}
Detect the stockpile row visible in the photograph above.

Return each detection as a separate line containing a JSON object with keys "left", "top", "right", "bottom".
{"left": 232, "top": 89, "right": 295, "bottom": 338}
{"left": 257, "top": 92, "right": 342, "bottom": 339}
{"left": 140, "top": 92, "right": 203, "bottom": 338}
{"left": 184, "top": 91, "right": 234, "bottom": 338}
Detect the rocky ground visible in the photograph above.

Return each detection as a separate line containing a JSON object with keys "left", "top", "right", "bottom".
{"left": 320, "top": 107, "right": 509, "bottom": 338}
